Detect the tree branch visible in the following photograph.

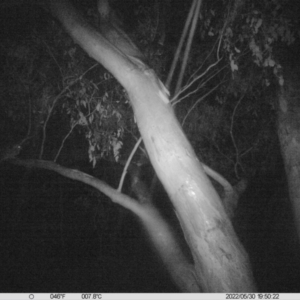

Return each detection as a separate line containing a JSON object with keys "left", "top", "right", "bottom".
{"left": 11, "top": 158, "right": 200, "bottom": 292}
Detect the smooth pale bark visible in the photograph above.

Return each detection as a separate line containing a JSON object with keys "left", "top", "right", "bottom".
{"left": 278, "top": 81, "right": 300, "bottom": 242}
{"left": 47, "top": 0, "right": 256, "bottom": 292}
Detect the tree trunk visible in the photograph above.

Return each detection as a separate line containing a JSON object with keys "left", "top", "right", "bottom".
{"left": 277, "top": 75, "right": 300, "bottom": 242}
{"left": 46, "top": 0, "right": 256, "bottom": 292}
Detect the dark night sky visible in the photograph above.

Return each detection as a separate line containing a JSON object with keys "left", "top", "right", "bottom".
{"left": 1, "top": 0, "right": 300, "bottom": 294}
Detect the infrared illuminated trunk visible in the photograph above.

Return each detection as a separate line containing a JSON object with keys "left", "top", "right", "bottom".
{"left": 46, "top": 0, "right": 257, "bottom": 292}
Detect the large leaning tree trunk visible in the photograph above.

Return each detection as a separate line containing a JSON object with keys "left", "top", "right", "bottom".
{"left": 47, "top": 0, "right": 256, "bottom": 292}
{"left": 277, "top": 71, "right": 300, "bottom": 242}
{"left": 2, "top": 0, "right": 256, "bottom": 292}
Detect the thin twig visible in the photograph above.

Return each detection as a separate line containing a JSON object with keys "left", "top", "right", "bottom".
{"left": 181, "top": 82, "right": 221, "bottom": 126}
{"left": 39, "top": 65, "right": 99, "bottom": 159}
{"left": 230, "top": 95, "right": 244, "bottom": 177}
{"left": 54, "top": 120, "right": 79, "bottom": 162}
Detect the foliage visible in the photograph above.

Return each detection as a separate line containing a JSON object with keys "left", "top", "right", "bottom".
{"left": 0, "top": 0, "right": 298, "bottom": 179}
{"left": 172, "top": 0, "right": 298, "bottom": 181}
{"left": 0, "top": 10, "right": 137, "bottom": 166}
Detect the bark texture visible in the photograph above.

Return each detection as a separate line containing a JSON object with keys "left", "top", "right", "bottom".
{"left": 277, "top": 74, "right": 300, "bottom": 242}
{"left": 46, "top": 0, "right": 256, "bottom": 292}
